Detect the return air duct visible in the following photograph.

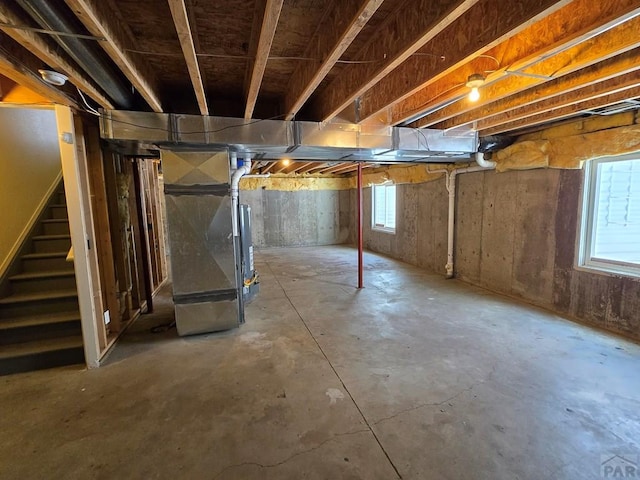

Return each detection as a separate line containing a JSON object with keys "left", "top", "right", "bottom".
{"left": 16, "top": 0, "right": 133, "bottom": 109}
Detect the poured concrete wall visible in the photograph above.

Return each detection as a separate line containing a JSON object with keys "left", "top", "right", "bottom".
{"left": 240, "top": 189, "right": 351, "bottom": 248}
{"left": 352, "top": 168, "right": 640, "bottom": 340}
{"left": 456, "top": 168, "right": 640, "bottom": 340}
{"left": 350, "top": 182, "right": 448, "bottom": 272}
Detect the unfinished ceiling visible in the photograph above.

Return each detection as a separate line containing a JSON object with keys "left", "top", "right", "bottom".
{"left": 1, "top": 0, "right": 640, "bottom": 165}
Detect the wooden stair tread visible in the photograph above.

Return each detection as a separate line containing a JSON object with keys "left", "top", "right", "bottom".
{"left": 0, "top": 289, "right": 78, "bottom": 305}
{"left": 41, "top": 219, "right": 69, "bottom": 224}
{"left": 32, "top": 234, "right": 71, "bottom": 240}
{"left": 0, "top": 311, "right": 80, "bottom": 330}
{"left": 0, "top": 336, "right": 83, "bottom": 360}
{"left": 22, "top": 252, "right": 68, "bottom": 259}
{"left": 9, "top": 270, "right": 75, "bottom": 281}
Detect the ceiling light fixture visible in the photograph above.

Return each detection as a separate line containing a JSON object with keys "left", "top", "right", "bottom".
{"left": 466, "top": 73, "right": 485, "bottom": 102}
{"left": 282, "top": 159, "right": 291, "bottom": 166}
{"left": 38, "top": 69, "right": 68, "bottom": 86}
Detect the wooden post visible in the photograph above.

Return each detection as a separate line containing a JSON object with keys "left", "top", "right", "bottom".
{"left": 83, "top": 119, "right": 122, "bottom": 334}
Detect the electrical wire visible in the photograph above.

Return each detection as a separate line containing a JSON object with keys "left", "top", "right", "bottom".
{"left": 76, "top": 87, "right": 100, "bottom": 116}
{"left": 477, "top": 54, "right": 501, "bottom": 67}
{"left": 0, "top": 22, "right": 105, "bottom": 41}
{"left": 124, "top": 49, "right": 448, "bottom": 65}
{"left": 100, "top": 112, "right": 289, "bottom": 136}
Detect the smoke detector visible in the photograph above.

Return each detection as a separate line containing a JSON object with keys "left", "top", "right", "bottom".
{"left": 38, "top": 69, "right": 68, "bottom": 86}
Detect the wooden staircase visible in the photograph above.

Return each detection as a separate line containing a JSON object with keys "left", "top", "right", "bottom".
{"left": 0, "top": 186, "right": 84, "bottom": 375}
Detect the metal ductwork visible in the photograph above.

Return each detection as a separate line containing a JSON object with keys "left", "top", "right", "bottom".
{"left": 16, "top": 0, "right": 133, "bottom": 109}
{"left": 100, "top": 111, "right": 478, "bottom": 163}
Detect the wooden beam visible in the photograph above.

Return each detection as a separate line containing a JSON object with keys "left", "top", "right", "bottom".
{"left": 283, "top": 0, "right": 383, "bottom": 119}
{"left": 358, "top": 0, "right": 572, "bottom": 122}
{"left": 325, "top": 163, "right": 359, "bottom": 174}
{"left": 340, "top": 163, "right": 375, "bottom": 174}
{"left": 298, "top": 162, "right": 329, "bottom": 174}
{"left": 413, "top": 6, "right": 640, "bottom": 128}
{"left": 167, "top": 0, "right": 208, "bottom": 115}
{"left": 271, "top": 160, "right": 292, "bottom": 174}
{"left": 261, "top": 162, "right": 279, "bottom": 174}
{"left": 65, "top": 0, "right": 163, "bottom": 112}
{"left": 288, "top": 161, "right": 313, "bottom": 174}
{"left": 309, "top": 0, "right": 481, "bottom": 122}
{"left": 316, "top": 163, "right": 352, "bottom": 174}
{"left": 480, "top": 77, "right": 640, "bottom": 136}
{"left": 0, "top": 4, "right": 113, "bottom": 109}
{"left": 82, "top": 119, "right": 121, "bottom": 334}
{"left": 394, "top": 0, "right": 640, "bottom": 125}
{"left": 442, "top": 47, "right": 640, "bottom": 131}
{"left": 244, "top": 0, "right": 284, "bottom": 119}
{"left": 0, "top": 45, "right": 76, "bottom": 106}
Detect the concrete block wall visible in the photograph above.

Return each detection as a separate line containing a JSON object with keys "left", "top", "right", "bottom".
{"left": 240, "top": 188, "right": 351, "bottom": 248}
{"left": 352, "top": 168, "right": 640, "bottom": 340}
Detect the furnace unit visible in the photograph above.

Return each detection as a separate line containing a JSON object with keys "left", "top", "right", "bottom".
{"left": 161, "top": 149, "right": 257, "bottom": 336}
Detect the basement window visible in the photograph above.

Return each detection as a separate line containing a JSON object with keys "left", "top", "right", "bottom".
{"left": 372, "top": 182, "right": 396, "bottom": 233}
{"left": 579, "top": 154, "right": 640, "bottom": 277}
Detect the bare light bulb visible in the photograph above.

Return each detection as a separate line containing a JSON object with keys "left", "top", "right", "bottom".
{"left": 465, "top": 73, "right": 485, "bottom": 103}
{"left": 282, "top": 159, "right": 291, "bottom": 166}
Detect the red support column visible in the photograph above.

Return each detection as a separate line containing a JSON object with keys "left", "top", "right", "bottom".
{"left": 357, "top": 163, "right": 363, "bottom": 289}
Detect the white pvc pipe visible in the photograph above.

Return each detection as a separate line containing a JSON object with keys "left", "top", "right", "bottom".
{"left": 475, "top": 151, "right": 496, "bottom": 169}
{"left": 231, "top": 153, "right": 251, "bottom": 237}
{"left": 443, "top": 154, "right": 496, "bottom": 278}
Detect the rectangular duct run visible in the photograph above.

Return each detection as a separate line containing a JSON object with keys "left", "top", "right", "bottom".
{"left": 162, "top": 149, "right": 244, "bottom": 336}
{"left": 100, "top": 111, "right": 478, "bottom": 163}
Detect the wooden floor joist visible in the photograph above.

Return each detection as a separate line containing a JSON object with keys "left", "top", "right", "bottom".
{"left": 413, "top": 6, "right": 640, "bottom": 129}
{"left": 481, "top": 84, "right": 640, "bottom": 136}
{"left": 65, "top": 0, "right": 163, "bottom": 112}
{"left": 358, "top": 0, "right": 572, "bottom": 122}
{"left": 309, "top": 0, "right": 480, "bottom": 122}
{"left": 0, "top": 3, "right": 113, "bottom": 109}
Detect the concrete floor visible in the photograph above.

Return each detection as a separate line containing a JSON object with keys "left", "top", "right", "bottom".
{"left": 1, "top": 246, "right": 639, "bottom": 479}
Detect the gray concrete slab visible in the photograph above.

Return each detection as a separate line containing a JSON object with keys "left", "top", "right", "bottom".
{"left": 0, "top": 246, "right": 638, "bottom": 479}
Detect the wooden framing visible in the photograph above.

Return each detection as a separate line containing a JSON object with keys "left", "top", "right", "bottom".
{"left": 481, "top": 84, "right": 640, "bottom": 136}
{"left": 167, "top": 0, "right": 209, "bottom": 115}
{"left": 283, "top": 0, "right": 383, "bottom": 119}
{"left": 392, "top": 0, "right": 640, "bottom": 126}
{"left": 244, "top": 0, "right": 285, "bottom": 119}
{"left": 473, "top": 63, "right": 640, "bottom": 133}
{"left": 437, "top": 47, "right": 640, "bottom": 131}
{"left": 413, "top": 4, "right": 640, "bottom": 129}
{"left": 338, "top": 163, "right": 375, "bottom": 175}
{"left": 261, "top": 162, "right": 279, "bottom": 174}
{"left": 358, "top": 0, "right": 572, "bottom": 122}
{"left": 64, "top": 0, "right": 163, "bottom": 112}
{"left": 0, "top": 46, "right": 76, "bottom": 107}
{"left": 102, "top": 152, "right": 133, "bottom": 322}
{"left": 82, "top": 118, "right": 122, "bottom": 336}
{"left": 0, "top": 4, "right": 114, "bottom": 109}
{"left": 288, "top": 161, "right": 314, "bottom": 174}
{"left": 310, "top": 0, "right": 481, "bottom": 122}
